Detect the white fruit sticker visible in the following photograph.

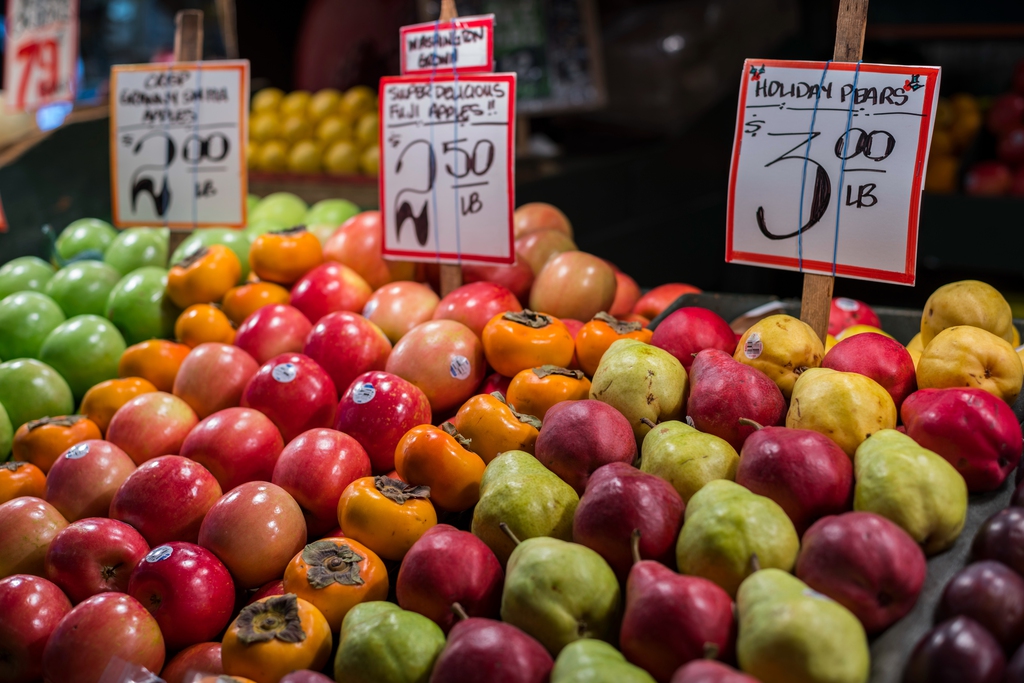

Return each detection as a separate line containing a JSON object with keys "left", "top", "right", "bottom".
{"left": 685, "top": 416, "right": 695, "bottom": 428}
{"left": 272, "top": 363, "right": 298, "bottom": 383}
{"left": 65, "top": 443, "right": 90, "bottom": 459}
{"left": 744, "top": 332, "right": 763, "bottom": 359}
{"left": 836, "top": 297, "right": 860, "bottom": 312}
{"left": 450, "top": 355, "right": 472, "bottom": 380}
{"left": 362, "top": 299, "right": 379, "bottom": 319}
{"left": 352, "top": 382, "right": 376, "bottom": 405}
{"left": 145, "top": 545, "right": 173, "bottom": 563}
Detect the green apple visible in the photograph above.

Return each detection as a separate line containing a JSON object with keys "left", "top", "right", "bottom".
{"left": 0, "top": 401, "right": 12, "bottom": 459}
{"left": 0, "top": 359, "right": 75, "bottom": 431}
{"left": 247, "top": 194, "right": 260, "bottom": 215}
{"left": 0, "top": 292, "right": 66, "bottom": 360}
{"left": 250, "top": 192, "right": 307, "bottom": 227}
{"left": 0, "top": 256, "right": 55, "bottom": 299}
{"left": 243, "top": 221, "right": 286, "bottom": 241}
{"left": 44, "top": 261, "right": 122, "bottom": 317}
{"left": 54, "top": 218, "right": 118, "bottom": 261}
{"left": 306, "top": 198, "right": 359, "bottom": 226}
{"left": 106, "top": 267, "right": 179, "bottom": 345}
{"left": 104, "top": 227, "right": 170, "bottom": 275}
{"left": 39, "top": 315, "right": 126, "bottom": 399}
{"left": 306, "top": 224, "right": 339, "bottom": 246}
{"left": 170, "top": 227, "right": 251, "bottom": 282}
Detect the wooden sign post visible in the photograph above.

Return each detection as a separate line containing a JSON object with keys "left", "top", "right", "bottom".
{"left": 168, "top": 9, "right": 204, "bottom": 255}
{"left": 799, "top": 0, "right": 869, "bottom": 342}
{"left": 437, "top": 0, "right": 463, "bottom": 297}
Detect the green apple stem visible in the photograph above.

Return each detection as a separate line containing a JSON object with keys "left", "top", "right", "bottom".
{"left": 630, "top": 529, "right": 642, "bottom": 565}
{"left": 703, "top": 643, "right": 720, "bottom": 660}
{"left": 737, "top": 418, "right": 764, "bottom": 430}
{"left": 498, "top": 522, "right": 521, "bottom": 546}
{"left": 640, "top": 417, "right": 657, "bottom": 429}
{"left": 451, "top": 602, "right": 469, "bottom": 622}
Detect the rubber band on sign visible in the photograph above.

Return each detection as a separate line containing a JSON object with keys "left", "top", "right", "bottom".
{"left": 797, "top": 60, "right": 831, "bottom": 273}
{"left": 450, "top": 20, "right": 463, "bottom": 266}
{"left": 831, "top": 61, "right": 862, "bottom": 276}
{"left": 429, "top": 21, "right": 442, "bottom": 262}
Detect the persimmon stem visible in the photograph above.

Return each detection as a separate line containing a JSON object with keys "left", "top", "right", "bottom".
{"left": 630, "top": 529, "right": 642, "bottom": 565}
{"left": 498, "top": 522, "right": 521, "bottom": 546}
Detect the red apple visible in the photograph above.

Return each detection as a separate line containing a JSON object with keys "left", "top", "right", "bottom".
{"left": 0, "top": 497, "right": 68, "bottom": 578}
{"left": 609, "top": 272, "right": 642, "bottom": 317}
{"left": 42, "top": 593, "right": 165, "bottom": 683}
{"left": 988, "top": 93, "right": 1024, "bottom": 135}
{"left": 651, "top": 307, "right": 737, "bottom": 371}
{"left": 999, "top": 127, "right": 1024, "bottom": 166}
{"left": 172, "top": 343, "right": 259, "bottom": 419}
{"left": 333, "top": 371, "right": 432, "bottom": 474}
{"left": 433, "top": 282, "right": 522, "bottom": 339}
{"left": 241, "top": 353, "right": 338, "bottom": 443}
{"left": 362, "top": 281, "right": 440, "bottom": 344}
{"left": 248, "top": 579, "right": 286, "bottom": 604}
{"left": 822, "top": 333, "right": 917, "bottom": 411}
{"left": 109, "top": 455, "right": 223, "bottom": 546}
{"left": 0, "top": 574, "right": 72, "bottom": 683}
{"left": 44, "top": 518, "right": 149, "bottom": 604}
{"left": 290, "top": 262, "right": 372, "bottom": 324}
{"left": 385, "top": 320, "right": 486, "bottom": 414}
{"left": 160, "top": 643, "right": 223, "bottom": 683}
{"left": 561, "top": 317, "right": 585, "bottom": 372}
{"left": 828, "top": 297, "right": 881, "bottom": 337}
{"left": 478, "top": 372, "right": 512, "bottom": 397}
{"left": 44, "top": 440, "right": 136, "bottom": 522}
{"left": 513, "top": 202, "right": 573, "bottom": 238}
{"left": 323, "top": 211, "right": 415, "bottom": 289}
{"left": 234, "top": 304, "right": 312, "bottom": 365}
{"left": 530, "top": 252, "right": 617, "bottom": 322}
{"left": 515, "top": 229, "right": 577, "bottom": 275}
{"left": 128, "top": 542, "right": 235, "bottom": 650}
{"left": 633, "top": 283, "right": 702, "bottom": 320}
{"left": 106, "top": 391, "right": 199, "bottom": 465}
{"left": 272, "top": 428, "right": 372, "bottom": 536}
{"left": 303, "top": 312, "right": 392, "bottom": 397}
{"left": 965, "top": 161, "right": 1012, "bottom": 197}
{"left": 198, "top": 481, "right": 306, "bottom": 589}
{"left": 463, "top": 259, "right": 534, "bottom": 304}
{"left": 1012, "top": 167, "right": 1024, "bottom": 197}
{"left": 180, "top": 407, "right": 285, "bottom": 491}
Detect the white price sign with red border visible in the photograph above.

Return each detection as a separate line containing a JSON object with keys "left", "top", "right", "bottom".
{"left": 4, "top": 0, "right": 78, "bottom": 112}
{"left": 400, "top": 15, "right": 494, "bottom": 75}
{"left": 726, "top": 59, "right": 941, "bottom": 285}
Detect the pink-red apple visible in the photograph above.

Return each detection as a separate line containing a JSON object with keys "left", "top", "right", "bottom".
{"left": 513, "top": 202, "right": 573, "bottom": 238}
{"left": 248, "top": 579, "right": 286, "bottom": 604}
{"left": 241, "top": 353, "right": 338, "bottom": 443}
{"left": 322, "top": 211, "right": 414, "bottom": 289}
{"left": 362, "top": 281, "right": 440, "bottom": 344}
{"left": 633, "top": 283, "right": 702, "bottom": 320}
{"left": 530, "top": 252, "right": 616, "bottom": 322}
{"left": 109, "top": 455, "right": 223, "bottom": 546}
{"left": 0, "top": 497, "right": 68, "bottom": 578}
{"left": 965, "top": 161, "right": 1012, "bottom": 197}
{"left": 44, "top": 440, "right": 136, "bottom": 522}
{"left": 272, "top": 428, "right": 372, "bottom": 536}
{"left": 303, "top": 312, "right": 391, "bottom": 397}
{"left": 515, "top": 229, "right": 577, "bottom": 275}
{"left": 463, "top": 260, "right": 534, "bottom": 304}
{"left": 651, "top": 307, "right": 737, "bottom": 371}
{"left": 128, "top": 542, "right": 235, "bottom": 650}
{"left": 0, "top": 574, "right": 72, "bottom": 683}
{"left": 44, "top": 518, "right": 149, "bottom": 604}
{"left": 478, "top": 372, "right": 512, "bottom": 397}
{"left": 609, "top": 271, "right": 642, "bottom": 318}
{"left": 172, "top": 343, "right": 259, "bottom": 418}
{"left": 822, "top": 333, "right": 917, "bottom": 411}
{"left": 433, "top": 282, "right": 521, "bottom": 339}
{"left": 233, "top": 304, "right": 312, "bottom": 365}
{"left": 160, "top": 643, "right": 223, "bottom": 683}
{"left": 290, "top": 262, "right": 372, "bottom": 324}
{"left": 828, "top": 297, "right": 881, "bottom": 337}
{"left": 106, "top": 391, "right": 199, "bottom": 465}
{"left": 385, "top": 320, "right": 486, "bottom": 414}
{"left": 988, "top": 93, "right": 1024, "bottom": 135}
{"left": 180, "top": 407, "right": 285, "bottom": 491}
{"left": 198, "top": 481, "right": 306, "bottom": 589}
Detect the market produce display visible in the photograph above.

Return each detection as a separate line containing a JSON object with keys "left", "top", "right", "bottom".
{"left": 0, "top": 197, "right": 1022, "bottom": 683}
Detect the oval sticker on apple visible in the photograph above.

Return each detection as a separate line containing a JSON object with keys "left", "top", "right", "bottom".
{"left": 449, "top": 355, "right": 471, "bottom": 380}
{"left": 272, "top": 362, "right": 298, "bottom": 383}
{"left": 352, "top": 382, "right": 376, "bottom": 404}
{"left": 362, "top": 299, "right": 379, "bottom": 318}
{"left": 744, "top": 332, "right": 763, "bottom": 359}
{"left": 145, "top": 545, "right": 173, "bottom": 563}
{"left": 835, "top": 297, "right": 860, "bottom": 312}
{"left": 685, "top": 416, "right": 695, "bottom": 428}
{"left": 65, "top": 443, "right": 90, "bottom": 459}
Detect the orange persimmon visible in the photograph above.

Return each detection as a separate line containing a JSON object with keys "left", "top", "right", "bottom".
{"left": 249, "top": 227, "right": 323, "bottom": 285}
{"left": 451, "top": 392, "right": 541, "bottom": 463}
{"left": 506, "top": 366, "right": 591, "bottom": 420}
{"left": 394, "top": 423, "right": 485, "bottom": 512}
{"left": 166, "top": 245, "right": 242, "bottom": 309}
{"left": 0, "top": 461, "right": 46, "bottom": 504}
{"left": 80, "top": 377, "right": 159, "bottom": 434}
{"left": 222, "top": 282, "right": 291, "bottom": 325}
{"left": 575, "top": 312, "right": 653, "bottom": 376}
{"left": 117, "top": 341, "right": 190, "bottom": 393}
{"left": 337, "top": 476, "right": 436, "bottom": 561}
{"left": 175, "top": 304, "right": 235, "bottom": 347}
{"left": 480, "top": 310, "right": 574, "bottom": 378}
{"left": 12, "top": 415, "right": 102, "bottom": 473}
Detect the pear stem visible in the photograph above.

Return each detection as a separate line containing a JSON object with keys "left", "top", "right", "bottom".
{"left": 498, "top": 522, "right": 521, "bottom": 546}
{"left": 451, "top": 602, "right": 469, "bottom": 622}
{"left": 630, "top": 529, "right": 642, "bottom": 565}
{"left": 703, "top": 643, "right": 720, "bottom": 660}
{"left": 640, "top": 417, "right": 657, "bottom": 429}
{"left": 748, "top": 553, "right": 761, "bottom": 573}
{"left": 738, "top": 418, "right": 764, "bottom": 430}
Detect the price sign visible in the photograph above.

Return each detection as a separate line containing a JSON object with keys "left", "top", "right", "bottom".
{"left": 109, "top": 61, "right": 249, "bottom": 228}
{"left": 726, "top": 60, "right": 941, "bottom": 285}
{"left": 379, "top": 73, "right": 516, "bottom": 265}
{"left": 400, "top": 15, "right": 494, "bottom": 75}
{"left": 4, "top": 0, "right": 78, "bottom": 113}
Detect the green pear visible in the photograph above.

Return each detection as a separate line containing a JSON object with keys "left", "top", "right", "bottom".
{"left": 853, "top": 429, "right": 967, "bottom": 555}
{"left": 639, "top": 420, "right": 739, "bottom": 502}
{"left": 737, "top": 569, "right": 870, "bottom": 683}
{"left": 0, "top": 401, "right": 12, "bottom": 459}
{"left": 551, "top": 639, "right": 656, "bottom": 683}
{"left": 501, "top": 533, "right": 621, "bottom": 655}
{"left": 676, "top": 479, "right": 798, "bottom": 597}
{"left": 472, "top": 450, "right": 578, "bottom": 566}
{"left": 334, "top": 601, "right": 446, "bottom": 683}
{"left": 589, "top": 339, "right": 687, "bottom": 444}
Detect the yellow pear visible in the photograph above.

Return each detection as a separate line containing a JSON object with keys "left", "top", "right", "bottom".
{"left": 1014, "top": 325, "right": 1021, "bottom": 346}
{"left": 734, "top": 314, "right": 824, "bottom": 400}
{"left": 920, "top": 280, "right": 1014, "bottom": 346}
{"left": 836, "top": 324, "right": 892, "bottom": 341}
{"left": 906, "top": 332, "right": 924, "bottom": 369}
{"left": 787, "top": 367, "right": 897, "bottom": 457}
{"left": 916, "top": 325, "right": 1023, "bottom": 403}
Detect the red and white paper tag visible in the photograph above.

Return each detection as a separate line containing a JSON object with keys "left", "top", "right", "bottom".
{"left": 4, "top": 0, "right": 79, "bottom": 112}
{"left": 400, "top": 15, "right": 494, "bottom": 75}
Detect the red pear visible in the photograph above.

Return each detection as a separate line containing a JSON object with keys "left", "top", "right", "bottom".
{"left": 671, "top": 660, "right": 759, "bottom": 683}
{"left": 429, "top": 615, "right": 553, "bottom": 683}
{"left": 651, "top": 308, "right": 736, "bottom": 371}
{"left": 821, "top": 333, "right": 917, "bottom": 411}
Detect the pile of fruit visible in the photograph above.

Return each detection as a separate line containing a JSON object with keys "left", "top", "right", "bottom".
{"left": 924, "top": 93, "right": 983, "bottom": 195}
{"left": 0, "top": 198, "right": 1022, "bottom": 683}
{"left": 247, "top": 87, "right": 380, "bottom": 177}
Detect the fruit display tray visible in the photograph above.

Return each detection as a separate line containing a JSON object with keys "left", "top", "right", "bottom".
{"left": 650, "top": 292, "right": 1024, "bottom": 683}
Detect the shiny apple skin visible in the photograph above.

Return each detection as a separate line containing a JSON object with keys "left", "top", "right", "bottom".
{"left": 128, "top": 542, "right": 236, "bottom": 651}
{"left": 160, "top": 642, "right": 223, "bottom": 683}
{"left": 530, "top": 251, "right": 617, "bottom": 322}
{"left": 432, "top": 282, "right": 522, "bottom": 340}
{"left": 241, "top": 353, "right": 338, "bottom": 444}
{"left": 322, "top": 211, "right": 414, "bottom": 289}
{"left": 44, "top": 440, "right": 136, "bottom": 522}
{"left": 109, "top": 455, "right": 223, "bottom": 546}
{"left": 198, "top": 481, "right": 307, "bottom": 589}
{"left": 363, "top": 281, "right": 440, "bottom": 344}
{"left": 0, "top": 574, "right": 72, "bottom": 683}
{"left": 462, "top": 260, "right": 534, "bottom": 304}
{"left": 290, "top": 262, "right": 373, "bottom": 324}
{"left": 106, "top": 391, "right": 199, "bottom": 465}
{"left": 385, "top": 320, "right": 486, "bottom": 414}
{"left": 632, "top": 283, "right": 702, "bottom": 320}
{"left": 233, "top": 304, "right": 312, "bottom": 365}
{"left": 0, "top": 496, "right": 68, "bottom": 578}
{"left": 173, "top": 343, "right": 260, "bottom": 419}
{"left": 180, "top": 408, "right": 284, "bottom": 492}
{"left": 303, "top": 312, "right": 392, "bottom": 398}
{"left": 609, "top": 271, "right": 642, "bottom": 317}
{"left": 42, "top": 592, "right": 165, "bottom": 683}
{"left": 44, "top": 518, "right": 150, "bottom": 604}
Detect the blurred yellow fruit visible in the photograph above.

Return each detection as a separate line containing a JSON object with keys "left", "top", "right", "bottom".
{"left": 250, "top": 112, "right": 280, "bottom": 142}
{"left": 288, "top": 140, "right": 322, "bottom": 174}
{"left": 925, "top": 156, "right": 958, "bottom": 194}
{"left": 360, "top": 145, "right": 380, "bottom": 176}
{"left": 247, "top": 141, "right": 260, "bottom": 169}
{"left": 252, "top": 88, "right": 284, "bottom": 114}
{"left": 316, "top": 115, "right": 353, "bottom": 144}
{"left": 281, "top": 115, "right": 312, "bottom": 144}
{"left": 935, "top": 98, "right": 953, "bottom": 129}
{"left": 324, "top": 141, "right": 361, "bottom": 175}
{"left": 950, "top": 93, "right": 980, "bottom": 119}
{"left": 825, "top": 334, "right": 838, "bottom": 352}
{"left": 339, "top": 86, "right": 376, "bottom": 118}
{"left": 309, "top": 89, "right": 342, "bottom": 123}
{"left": 258, "top": 140, "right": 289, "bottom": 172}
{"left": 931, "top": 129, "right": 953, "bottom": 157}
{"left": 355, "top": 112, "right": 379, "bottom": 148}
{"left": 835, "top": 325, "right": 893, "bottom": 341}
{"left": 949, "top": 108, "right": 982, "bottom": 151}
{"left": 280, "top": 91, "right": 311, "bottom": 117}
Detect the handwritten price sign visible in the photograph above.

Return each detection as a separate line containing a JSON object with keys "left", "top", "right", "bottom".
{"left": 726, "top": 60, "right": 941, "bottom": 285}
{"left": 4, "top": 0, "right": 78, "bottom": 112}
{"left": 109, "top": 61, "right": 249, "bottom": 229}
{"left": 380, "top": 73, "right": 516, "bottom": 265}
{"left": 400, "top": 15, "right": 494, "bottom": 75}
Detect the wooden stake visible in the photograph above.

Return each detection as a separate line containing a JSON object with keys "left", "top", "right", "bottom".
{"left": 799, "top": 0, "right": 869, "bottom": 342}
{"left": 169, "top": 10, "right": 205, "bottom": 255}
{"left": 437, "top": 0, "right": 462, "bottom": 295}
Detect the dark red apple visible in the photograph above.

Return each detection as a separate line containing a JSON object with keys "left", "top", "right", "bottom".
{"left": 248, "top": 579, "right": 286, "bottom": 604}
{"left": 988, "top": 93, "right": 1024, "bottom": 135}
{"left": 44, "top": 440, "right": 136, "bottom": 522}
{"left": 463, "top": 259, "right": 534, "bottom": 304}
{"left": 651, "top": 307, "right": 736, "bottom": 371}
{"left": 109, "top": 455, "right": 223, "bottom": 546}
{"left": 632, "top": 283, "right": 702, "bottom": 320}
{"left": 385, "top": 320, "right": 486, "bottom": 414}
{"left": 241, "top": 353, "right": 338, "bottom": 443}
{"left": 160, "top": 642, "right": 223, "bottom": 683}
{"left": 478, "top": 372, "right": 512, "bottom": 397}
{"left": 0, "top": 497, "right": 68, "bottom": 578}
{"left": 822, "top": 333, "right": 917, "bottom": 411}
{"left": 44, "top": 518, "right": 149, "bottom": 604}
{"left": 428, "top": 617, "right": 553, "bottom": 683}
{"left": 234, "top": 304, "right": 312, "bottom": 365}
{"left": 0, "top": 574, "right": 72, "bottom": 683}
{"left": 433, "top": 282, "right": 522, "bottom": 340}
{"left": 904, "top": 616, "right": 1005, "bottom": 683}
{"left": 290, "top": 261, "right": 372, "bottom": 324}
{"left": 362, "top": 281, "right": 440, "bottom": 344}
{"left": 999, "top": 127, "right": 1024, "bottom": 166}
{"left": 965, "top": 161, "right": 1012, "bottom": 197}
{"left": 303, "top": 312, "right": 391, "bottom": 397}
{"left": 609, "top": 271, "right": 642, "bottom": 318}
{"left": 828, "top": 297, "right": 881, "bottom": 337}
{"left": 180, "top": 407, "right": 285, "bottom": 491}
{"left": 128, "top": 542, "right": 235, "bottom": 651}
{"left": 172, "top": 343, "right": 259, "bottom": 419}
